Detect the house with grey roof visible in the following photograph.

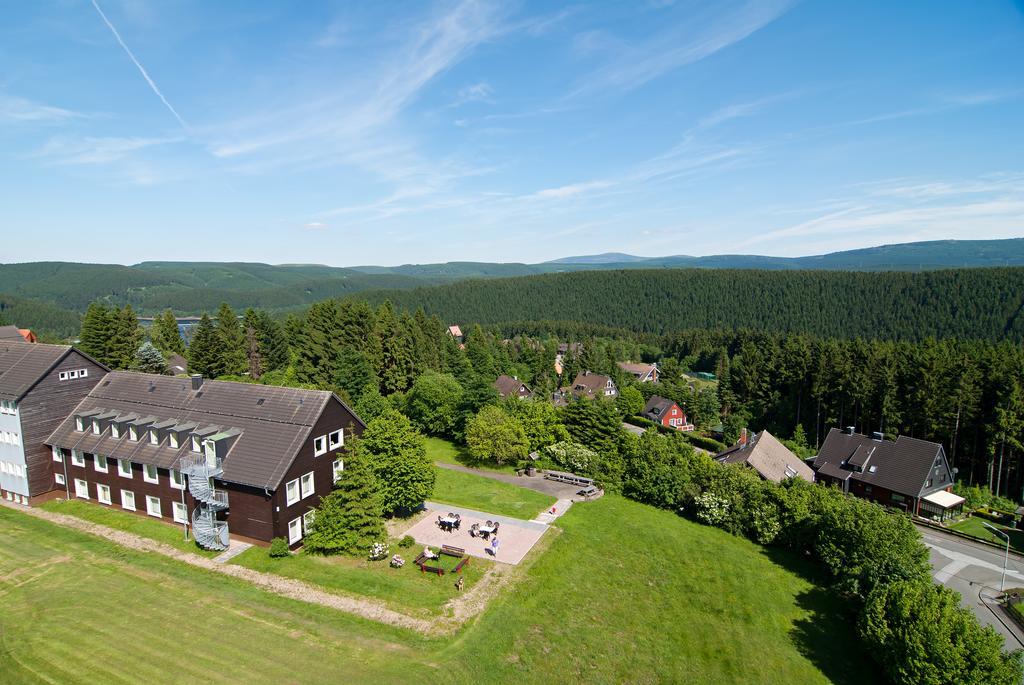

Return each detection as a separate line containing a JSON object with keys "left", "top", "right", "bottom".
{"left": 0, "top": 339, "right": 107, "bottom": 505}
{"left": 715, "top": 429, "right": 813, "bottom": 483}
{"left": 46, "top": 371, "right": 365, "bottom": 550}
{"left": 617, "top": 361, "right": 658, "bottom": 383}
{"left": 811, "top": 427, "right": 964, "bottom": 520}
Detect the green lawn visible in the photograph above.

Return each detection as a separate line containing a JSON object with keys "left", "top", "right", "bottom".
{"left": 231, "top": 542, "right": 489, "bottom": 618}
{"left": 1, "top": 495, "right": 878, "bottom": 684}
{"left": 39, "top": 498, "right": 220, "bottom": 557}
{"left": 432, "top": 466, "right": 556, "bottom": 519}
{"left": 425, "top": 436, "right": 516, "bottom": 473}
{"left": 948, "top": 516, "right": 1024, "bottom": 553}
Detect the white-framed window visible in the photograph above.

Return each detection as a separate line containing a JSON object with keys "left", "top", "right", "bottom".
{"left": 285, "top": 478, "right": 300, "bottom": 506}
{"left": 149, "top": 430, "right": 159, "bottom": 446}
{"left": 11, "top": 432, "right": 18, "bottom": 446}
{"left": 74, "top": 478, "right": 89, "bottom": 499}
{"left": 71, "top": 450, "right": 85, "bottom": 467}
{"left": 169, "top": 433, "right": 179, "bottom": 449}
{"left": 128, "top": 426, "right": 138, "bottom": 442}
{"left": 288, "top": 517, "right": 302, "bottom": 544}
{"left": 303, "top": 509, "right": 315, "bottom": 533}
{"left": 91, "top": 419, "right": 101, "bottom": 435}
{"left": 118, "top": 459, "right": 132, "bottom": 478}
{"left": 59, "top": 371, "right": 69, "bottom": 381}
{"left": 172, "top": 501, "right": 188, "bottom": 524}
{"left": 191, "top": 435, "right": 201, "bottom": 452}
{"left": 79, "top": 368, "right": 88, "bottom": 378}
{"left": 332, "top": 459, "right": 344, "bottom": 483}
{"left": 55, "top": 473, "right": 66, "bottom": 486}
{"left": 94, "top": 454, "right": 108, "bottom": 473}
{"left": 97, "top": 483, "right": 112, "bottom": 505}
{"left": 121, "top": 489, "right": 136, "bottom": 511}
{"left": 300, "top": 472, "right": 315, "bottom": 499}
{"left": 75, "top": 417, "right": 84, "bottom": 432}
{"left": 69, "top": 369, "right": 79, "bottom": 380}
{"left": 170, "top": 469, "right": 184, "bottom": 490}
{"left": 143, "top": 464, "right": 159, "bottom": 484}
{"left": 146, "top": 495, "right": 161, "bottom": 518}
{"left": 111, "top": 424, "right": 120, "bottom": 439}
{"left": 313, "top": 435, "right": 327, "bottom": 456}
{"left": 328, "top": 430, "right": 343, "bottom": 449}
{"left": 52, "top": 447, "right": 63, "bottom": 463}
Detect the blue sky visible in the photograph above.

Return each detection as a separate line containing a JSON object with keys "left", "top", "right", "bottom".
{"left": 2, "top": 0, "right": 1023, "bottom": 266}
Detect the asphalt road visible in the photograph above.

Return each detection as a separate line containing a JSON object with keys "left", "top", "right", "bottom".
{"left": 917, "top": 524, "right": 1024, "bottom": 649}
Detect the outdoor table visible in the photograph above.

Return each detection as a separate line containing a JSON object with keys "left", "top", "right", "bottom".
{"left": 440, "top": 516, "right": 458, "bottom": 525}
{"left": 478, "top": 525, "right": 496, "bottom": 535}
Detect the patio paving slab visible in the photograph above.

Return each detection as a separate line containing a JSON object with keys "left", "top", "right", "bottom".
{"left": 409, "top": 503, "right": 549, "bottom": 565}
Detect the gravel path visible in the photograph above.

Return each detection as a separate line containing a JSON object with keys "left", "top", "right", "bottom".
{"left": 3, "top": 501, "right": 509, "bottom": 636}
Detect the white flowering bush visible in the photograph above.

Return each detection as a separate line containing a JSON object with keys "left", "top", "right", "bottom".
{"left": 748, "top": 503, "right": 781, "bottom": 544}
{"left": 694, "top": 492, "right": 730, "bottom": 526}
{"left": 543, "top": 441, "right": 597, "bottom": 473}
{"left": 368, "top": 541, "right": 388, "bottom": 561}
{"left": 390, "top": 554, "right": 405, "bottom": 568}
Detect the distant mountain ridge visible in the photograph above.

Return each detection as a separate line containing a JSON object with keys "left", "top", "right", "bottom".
{"left": 1, "top": 238, "right": 1022, "bottom": 323}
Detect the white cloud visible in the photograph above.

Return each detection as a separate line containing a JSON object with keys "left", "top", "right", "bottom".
{"left": 304, "top": 221, "right": 329, "bottom": 230}
{"left": 449, "top": 81, "right": 495, "bottom": 108}
{"left": 0, "top": 95, "right": 82, "bottom": 124}
{"left": 570, "top": 0, "right": 794, "bottom": 97}
{"left": 33, "top": 135, "right": 181, "bottom": 165}
{"left": 533, "top": 180, "right": 614, "bottom": 199}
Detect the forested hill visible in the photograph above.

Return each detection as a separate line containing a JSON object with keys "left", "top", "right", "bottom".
{"left": 355, "top": 267, "right": 1024, "bottom": 343}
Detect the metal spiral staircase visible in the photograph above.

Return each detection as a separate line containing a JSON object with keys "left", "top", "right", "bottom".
{"left": 179, "top": 453, "right": 230, "bottom": 551}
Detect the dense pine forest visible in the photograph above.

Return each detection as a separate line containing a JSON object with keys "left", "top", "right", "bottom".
{"left": 361, "top": 267, "right": 1024, "bottom": 343}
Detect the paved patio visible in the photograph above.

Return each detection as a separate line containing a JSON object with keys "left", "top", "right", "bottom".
{"left": 406, "top": 502, "right": 549, "bottom": 565}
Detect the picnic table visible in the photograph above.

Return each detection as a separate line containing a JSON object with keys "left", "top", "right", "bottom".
{"left": 544, "top": 470, "right": 594, "bottom": 487}
{"left": 439, "top": 515, "right": 458, "bottom": 525}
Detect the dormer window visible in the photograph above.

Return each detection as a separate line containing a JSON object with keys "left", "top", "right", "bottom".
{"left": 203, "top": 439, "right": 216, "bottom": 461}
{"left": 111, "top": 424, "right": 120, "bottom": 439}
{"left": 92, "top": 420, "right": 101, "bottom": 435}
{"left": 75, "top": 417, "right": 84, "bottom": 432}
{"left": 191, "top": 435, "right": 201, "bottom": 452}
{"left": 129, "top": 426, "right": 138, "bottom": 442}
{"left": 169, "top": 433, "right": 179, "bottom": 449}
{"left": 149, "top": 430, "right": 159, "bottom": 446}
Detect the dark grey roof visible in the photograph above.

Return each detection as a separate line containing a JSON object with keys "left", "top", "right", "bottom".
{"left": 641, "top": 395, "right": 676, "bottom": 420}
{"left": 0, "top": 325, "right": 25, "bottom": 341}
{"left": 812, "top": 427, "right": 949, "bottom": 497}
{"left": 46, "top": 371, "right": 352, "bottom": 490}
{"left": 0, "top": 340, "right": 74, "bottom": 401}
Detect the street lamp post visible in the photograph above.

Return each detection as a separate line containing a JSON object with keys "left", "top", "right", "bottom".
{"left": 982, "top": 521, "right": 1010, "bottom": 594}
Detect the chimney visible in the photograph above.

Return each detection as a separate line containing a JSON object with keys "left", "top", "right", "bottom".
{"left": 845, "top": 426, "right": 855, "bottom": 435}
{"left": 872, "top": 431, "right": 884, "bottom": 442}
{"left": 739, "top": 427, "right": 748, "bottom": 447}
{"left": 190, "top": 374, "right": 204, "bottom": 391}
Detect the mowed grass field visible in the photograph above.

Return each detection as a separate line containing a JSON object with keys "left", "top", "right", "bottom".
{"left": 425, "top": 436, "right": 517, "bottom": 473}
{"left": 431, "top": 466, "right": 556, "bottom": 519}
{"left": 0, "top": 496, "right": 878, "bottom": 684}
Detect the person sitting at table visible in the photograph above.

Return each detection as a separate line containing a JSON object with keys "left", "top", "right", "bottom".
{"left": 423, "top": 546, "right": 438, "bottom": 560}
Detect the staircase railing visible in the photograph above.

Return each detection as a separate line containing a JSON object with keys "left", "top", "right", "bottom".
{"left": 179, "top": 453, "right": 230, "bottom": 550}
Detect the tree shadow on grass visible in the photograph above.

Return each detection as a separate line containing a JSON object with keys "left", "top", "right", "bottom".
{"left": 759, "top": 546, "right": 890, "bottom": 685}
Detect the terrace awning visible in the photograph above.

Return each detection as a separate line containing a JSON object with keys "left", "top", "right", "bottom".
{"left": 922, "top": 490, "right": 966, "bottom": 509}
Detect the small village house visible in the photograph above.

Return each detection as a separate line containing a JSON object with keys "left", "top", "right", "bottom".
{"left": 811, "top": 427, "right": 964, "bottom": 520}
{"left": 715, "top": 429, "right": 814, "bottom": 483}
{"left": 493, "top": 374, "right": 533, "bottom": 399}
{"left": 640, "top": 395, "right": 693, "bottom": 431}
{"left": 617, "top": 361, "right": 658, "bottom": 383}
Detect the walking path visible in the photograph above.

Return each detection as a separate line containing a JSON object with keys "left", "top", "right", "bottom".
{"left": 532, "top": 498, "right": 573, "bottom": 525}
{"left": 0, "top": 500, "right": 513, "bottom": 636}
{"left": 213, "top": 540, "right": 252, "bottom": 564}
{"left": 435, "top": 462, "right": 579, "bottom": 498}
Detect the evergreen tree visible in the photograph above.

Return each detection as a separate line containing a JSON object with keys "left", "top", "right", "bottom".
{"left": 374, "top": 301, "right": 414, "bottom": 394}
{"left": 187, "top": 313, "right": 222, "bottom": 378}
{"left": 354, "top": 384, "right": 391, "bottom": 423}
{"left": 79, "top": 302, "right": 115, "bottom": 366}
{"left": 132, "top": 342, "right": 170, "bottom": 375}
{"left": 253, "top": 309, "right": 289, "bottom": 372}
{"left": 303, "top": 443, "right": 386, "bottom": 556}
{"left": 335, "top": 346, "right": 376, "bottom": 402}
{"left": 215, "top": 303, "right": 247, "bottom": 376}
{"left": 359, "top": 409, "right": 435, "bottom": 515}
{"left": 151, "top": 309, "right": 185, "bottom": 355}
{"left": 243, "top": 309, "right": 264, "bottom": 380}
{"left": 107, "top": 305, "right": 142, "bottom": 370}
{"left": 615, "top": 385, "right": 645, "bottom": 416}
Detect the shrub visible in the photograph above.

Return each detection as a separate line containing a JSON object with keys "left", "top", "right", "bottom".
{"left": 268, "top": 537, "right": 290, "bottom": 558}
{"left": 543, "top": 440, "right": 598, "bottom": 473}
{"left": 369, "top": 541, "right": 388, "bottom": 561}
{"left": 680, "top": 432, "right": 727, "bottom": 452}
{"left": 398, "top": 535, "right": 415, "bottom": 548}
{"left": 693, "top": 492, "right": 730, "bottom": 526}
{"left": 390, "top": 554, "right": 405, "bottom": 568}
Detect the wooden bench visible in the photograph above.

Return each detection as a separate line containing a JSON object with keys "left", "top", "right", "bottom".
{"left": 420, "top": 564, "right": 444, "bottom": 576}
{"left": 413, "top": 552, "right": 427, "bottom": 566}
{"left": 440, "top": 544, "right": 465, "bottom": 558}
{"left": 453, "top": 557, "right": 470, "bottom": 574}
{"left": 544, "top": 470, "right": 594, "bottom": 487}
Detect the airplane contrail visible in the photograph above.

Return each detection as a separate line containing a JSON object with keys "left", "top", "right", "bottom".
{"left": 89, "top": 0, "right": 190, "bottom": 131}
